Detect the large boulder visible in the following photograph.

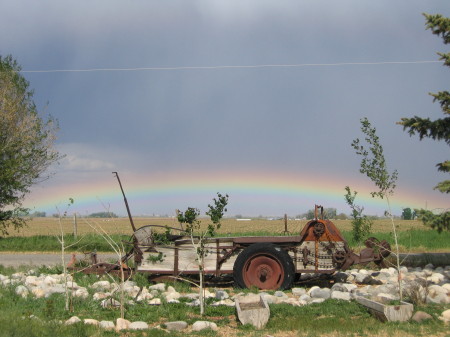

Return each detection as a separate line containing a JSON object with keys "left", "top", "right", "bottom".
{"left": 192, "top": 321, "right": 218, "bottom": 331}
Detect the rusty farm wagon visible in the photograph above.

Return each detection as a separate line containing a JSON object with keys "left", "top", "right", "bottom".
{"left": 79, "top": 173, "right": 391, "bottom": 291}
{"left": 131, "top": 205, "right": 391, "bottom": 290}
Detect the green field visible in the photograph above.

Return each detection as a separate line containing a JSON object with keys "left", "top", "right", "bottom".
{"left": 0, "top": 217, "right": 448, "bottom": 253}
{"left": 0, "top": 266, "right": 448, "bottom": 337}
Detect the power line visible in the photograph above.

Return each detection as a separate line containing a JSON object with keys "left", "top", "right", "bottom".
{"left": 20, "top": 60, "right": 441, "bottom": 73}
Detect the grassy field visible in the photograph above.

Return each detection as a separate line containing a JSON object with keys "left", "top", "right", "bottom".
{"left": 0, "top": 266, "right": 448, "bottom": 337}
{"left": 8, "top": 216, "right": 435, "bottom": 237}
{"left": 0, "top": 217, "right": 448, "bottom": 253}
{"left": 0, "top": 219, "right": 448, "bottom": 337}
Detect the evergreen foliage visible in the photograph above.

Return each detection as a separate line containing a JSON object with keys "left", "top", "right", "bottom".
{"left": 398, "top": 13, "right": 450, "bottom": 194}
{"left": 398, "top": 13, "right": 450, "bottom": 232}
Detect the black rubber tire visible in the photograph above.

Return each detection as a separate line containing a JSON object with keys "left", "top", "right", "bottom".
{"left": 233, "top": 243, "right": 295, "bottom": 290}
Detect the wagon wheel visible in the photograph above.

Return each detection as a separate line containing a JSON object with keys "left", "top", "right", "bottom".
{"left": 233, "top": 243, "right": 295, "bottom": 290}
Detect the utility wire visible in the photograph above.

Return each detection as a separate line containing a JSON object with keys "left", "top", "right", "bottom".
{"left": 20, "top": 60, "right": 441, "bottom": 73}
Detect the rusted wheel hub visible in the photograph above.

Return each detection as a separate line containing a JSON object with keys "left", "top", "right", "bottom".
{"left": 332, "top": 250, "right": 346, "bottom": 265}
{"left": 313, "top": 222, "right": 325, "bottom": 238}
{"left": 243, "top": 255, "right": 284, "bottom": 290}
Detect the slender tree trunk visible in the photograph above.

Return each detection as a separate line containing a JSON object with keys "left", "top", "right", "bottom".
{"left": 58, "top": 219, "right": 70, "bottom": 311}
{"left": 386, "top": 196, "right": 402, "bottom": 300}
{"left": 200, "top": 258, "right": 205, "bottom": 316}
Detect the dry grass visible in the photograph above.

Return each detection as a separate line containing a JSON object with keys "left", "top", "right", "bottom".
{"left": 15, "top": 217, "right": 428, "bottom": 237}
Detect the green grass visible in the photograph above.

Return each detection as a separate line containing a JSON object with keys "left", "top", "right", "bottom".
{"left": 265, "top": 300, "right": 449, "bottom": 336}
{"left": 0, "top": 229, "right": 448, "bottom": 253}
{"left": 0, "top": 278, "right": 448, "bottom": 337}
{"left": 342, "top": 229, "right": 450, "bottom": 252}
{"left": 0, "top": 234, "right": 130, "bottom": 252}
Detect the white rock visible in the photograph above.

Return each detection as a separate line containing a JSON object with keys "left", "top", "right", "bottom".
{"left": 101, "top": 298, "right": 121, "bottom": 308}
{"left": 331, "top": 291, "right": 351, "bottom": 301}
{"left": 310, "top": 298, "right": 326, "bottom": 304}
{"left": 74, "top": 288, "right": 89, "bottom": 299}
{"left": 307, "top": 286, "right": 320, "bottom": 296}
{"left": 281, "top": 298, "right": 302, "bottom": 306}
{"left": 204, "top": 289, "right": 215, "bottom": 298}
{"left": 136, "top": 293, "right": 154, "bottom": 302}
{"left": 47, "top": 284, "right": 66, "bottom": 295}
{"left": 129, "top": 321, "right": 148, "bottom": 330}
{"left": 99, "top": 320, "right": 115, "bottom": 330}
{"left": 424, "top": 263, "right": 434, "bottom": 270}
{"left": 124, "top": 280, "right": 137, "bottom": 287}
{"left": 166, "top": 285, "right": 176, "bottom": 293}
{"left": 44, "top": 276, "right": 58, "bottom": 286}
{"left": 183, "top": 293, "right": 199, "bottom": 300}
{"left": 399, "top": 266, "right": 408, "bottom": 274}
{"left": 149, "top": 283, "right": 166, "bottom": 292}
{"left": 442, "top": 283, "right": 450, "bottom": 292}
{"left": 310, "top": 288, "right": 331, "bottom": 299}
{"left": 25, "top": 276, "right": 38, "bottom": 287}
{"left": 164, "top": 321, "right": 188, "bottom": 331}
{"left": 439, "top": 309, "right": 450, "bottom": 323}
{"left": 292, "top": 287, "right": 306, "bottom": 297}
{"left": 84, "top": 319, "right": 99, "bottom": 326}
{"left": 164, "top": 291, "right": 181, "bottom": 301}
{"left": 11, "top": 272, "right": 25, "bottom": 280}
{"left": 32, "top": 288, "right": 46, "bottom": 298}
{"left": 65, "top": 281, "right": 79, "bottom": 290}
{"left": 124, "top": 285, "right": 140, "bottom": 298}
{"left": 148, "top": 298, "right": 161, "bottom": 305}
{"left": 65, "top": 316, "right": 81, "bottom": 325}
{"left": 429, "top": 273, "right": 445, "bottom": 284}
{"left": 15, "top": 285, "right": 29, "bottom": 298}
{"left": 93, "top": 292, "right": 110, "bottom": 301}
{"left": 428, "top": 285, "right": 448, "bottom": 298}
{"left": 427, "top": 293, "right": 449, "bottom": 305}
{"left": 186, "top": 299, "right": 200, "bottom": 306}
{"left": 215, "top": 290, "right": 229, "bottom": 300}
{"left": 423, "top": 269, "right": 433, "bottom": 277}
{"left": 355, "top": 274, "right": 374, "bottom": 284}
{"left": 116, "top": 318, "right": 131, "bottom": 331}
{"left": 192, "top": 321, "right": 218, "bottom": 331}
{"left": 299, "top": 294, "right": 312, "bottom": 303}
{"left": 211, "top": 299, "right": 235, "bottom": 307}
{"left": 91, "top": 281, "right": 111, "bottom": 291}
{"left": 1, "top": 279, "right": 10, "bottom": 286}
{"left": 346, "top": 274, "right": 355, "bottom": 282}
{"left": 388, "top": 267, "right": 398, "bottom": 275}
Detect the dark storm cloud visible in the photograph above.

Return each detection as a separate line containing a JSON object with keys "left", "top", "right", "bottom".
{"left": 1, "top": 0, "right": 449, "bottom": 214}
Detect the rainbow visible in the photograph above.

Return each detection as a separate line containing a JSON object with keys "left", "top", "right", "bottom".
{"left": 23, "top": 168, "right": 448, "bottom": 216}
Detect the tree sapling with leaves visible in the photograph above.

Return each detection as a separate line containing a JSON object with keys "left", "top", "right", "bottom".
{"left": 344, "top": 186, "right": 373, "bottom": 245}
{"left": 352, "top": 117, "right": 403, "bottom": 299}
{"left": 177, "top": 193, "right": 229, "bottom": 315}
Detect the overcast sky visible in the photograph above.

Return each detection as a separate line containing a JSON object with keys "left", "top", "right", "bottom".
{"left": 2, "top": 1, "right": 449, "bottom": 217}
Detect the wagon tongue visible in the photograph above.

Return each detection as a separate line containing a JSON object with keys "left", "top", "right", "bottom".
{"left": 339, "top": 237, "right": 391, "bottom": 271}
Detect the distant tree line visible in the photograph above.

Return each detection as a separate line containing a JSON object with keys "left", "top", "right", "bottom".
{"left": 89, "top": 212, "right": 118, "bottom": 218}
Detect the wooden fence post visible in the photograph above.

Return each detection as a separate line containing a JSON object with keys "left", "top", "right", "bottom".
{"left": 73, "top": 213, "right": 78, "bottom": 239}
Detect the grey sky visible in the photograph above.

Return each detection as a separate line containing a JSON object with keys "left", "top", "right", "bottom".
{"left": 2, "top": 0, "right": 449, "bottom": 216}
